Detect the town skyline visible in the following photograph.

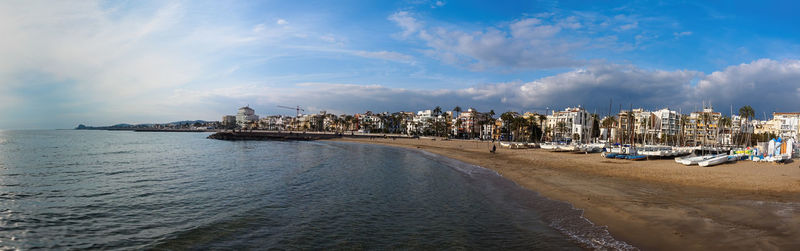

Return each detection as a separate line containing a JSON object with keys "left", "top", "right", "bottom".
{"left": 2, "top": 1, "right": 800, "bottom": 129}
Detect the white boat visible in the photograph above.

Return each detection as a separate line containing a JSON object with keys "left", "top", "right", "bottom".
{"left": 578, "top": 143, "right": 606, "bottom": 153}
{"left": 540, "top": 143, "right": 558, "bottom": 150}
{"left": 766, "top": 154, "right": 790, "bottom": 163}
{"left": 698, "top": 155, "right": 729, "bottom": 167}
{"left": 676, "top": 155, "right": 718, "bottom": 166}
{"left": 556, "top": 145, "right": 577, "bottom": 152}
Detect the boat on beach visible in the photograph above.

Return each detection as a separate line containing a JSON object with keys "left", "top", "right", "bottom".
{"left": 698, "top": 155, "right": 729, "bottom": 167}
{"left": 676, "top": 154, "right": 719, "bottom": 166}
{"left": 577, "top": 143, "right": 606, "bottom": 153}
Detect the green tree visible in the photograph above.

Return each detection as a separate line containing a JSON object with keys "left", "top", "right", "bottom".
{"left": 538, "top": 114, "right": 549, "bottom": 142}
{"left": 738, "top": 105, "right": 755, "bottom": 146}
{"left": 500, "top": 111, "right": 518, "bottom": 141}
{"left": 701, "top": 112, "right": 711, "bottom": 146}
{"left": 719, "top": 115, "right": 732, "bottom": 146}
{"left": 556, "top": 121, "right": 567, "bottom": 141}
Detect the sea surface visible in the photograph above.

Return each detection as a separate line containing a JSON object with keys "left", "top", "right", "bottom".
{"left": 0, "top": 130, "right": 632, "bottom": 250}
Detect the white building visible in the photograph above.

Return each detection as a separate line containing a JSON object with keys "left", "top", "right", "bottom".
{"left": 407, "top": 109, "right": 446, "bottom": 135}
{"left": 235, "top": 106, "right": 259, "bottom": 127}
{"left": 651, "top": 108, "right": 681, "bottom": 138}
{"left": 546, "top": 106, "right": 593, "bottom": 142}
{"left": 773, "top": 112, "right": 800, "bottom": 140}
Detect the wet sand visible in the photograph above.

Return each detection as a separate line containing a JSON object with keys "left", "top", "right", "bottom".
{"left": 331, "top": 137, "right": 800, "bottom": 250}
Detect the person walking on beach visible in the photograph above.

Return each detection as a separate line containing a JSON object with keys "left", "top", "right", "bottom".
{"left": 491, "top": 144, "right": 496, "bottom": 153}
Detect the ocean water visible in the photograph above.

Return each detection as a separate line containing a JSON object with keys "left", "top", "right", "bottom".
{"left": 0, "top": 130, "right": 632, "bottom": 250}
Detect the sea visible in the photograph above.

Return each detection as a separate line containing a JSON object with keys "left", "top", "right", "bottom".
{"left": 0, "top": 130, "right": 633, "bottom": 250}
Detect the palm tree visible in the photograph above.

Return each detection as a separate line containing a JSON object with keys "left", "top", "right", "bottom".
{"left": 719, "top": 116, "right": 732, "bottom": 146}
{"left": 433, "top": 106, "right": 442, "bottom": 116}
{"left": 500, "top": 111, "right": 518, "bottom": 141}
{"left": 738, "top": 105, "right": 755, "bottom": 147}
{"left": 453, "top": 106, "right": 462, "bottom": 116}
{"left": 602, "top": 116, "right": 617, "bottom": 142}
{"left": 590, "top": 113, "right": 600, "bottom": 143}
{"left": 701, "top": 112, "right": 711, "bottom": 146}
{"left": 679, "top": 115, "right": 690, "bottom": 146}
{"left": 556, "top": 121, "right": 567, "bottom": 141}
{"left": 538, "top": 114, "right": 549, "bottom": 142}
{"left": 640, "top": 117, "right": 648, "bottom": 145}
{"left": 513, "top": 116, "right": 527, "bottom": 142}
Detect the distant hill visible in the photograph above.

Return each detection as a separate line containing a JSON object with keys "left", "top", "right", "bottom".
{"left": 75, "top": 120, "right": 215, "bottom": 130}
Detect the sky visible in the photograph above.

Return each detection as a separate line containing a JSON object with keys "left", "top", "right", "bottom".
{"left": 1, "top": 0, "right": 800, "bottom": 129}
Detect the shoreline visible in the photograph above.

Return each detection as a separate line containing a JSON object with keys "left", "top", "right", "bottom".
{"left": 328, "top": 137, "right": 800, "bottom": 250}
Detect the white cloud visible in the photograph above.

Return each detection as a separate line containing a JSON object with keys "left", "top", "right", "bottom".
{"left": 164, "top": 59, "right": 800, "bottom": 120}
{"left": 353, "top": 50, "right": 415, "bottom": 63}
{"left": 0, "top": 1, "right": 251, "bottom": 128}
{"left": 388, "top": 11, "right": 422, "bottom": 38}
{"left": 673, "top": 31, "right": 692, "bottom": 38}
{"left": 276, "top": 19, "right": 289, "bottom": 25}
{"left": 391, "top": 14, "right": 580, "bottom": 70}
{"left": 388, "top": 10, "right": 686, "bottom": 71}
{"left": 695, "top": 59, "right": 800, "bottom": 111}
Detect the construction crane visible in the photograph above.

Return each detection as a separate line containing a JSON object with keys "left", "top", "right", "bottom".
{"left": 277, "top": 105, "right": 304, "bottom": 117}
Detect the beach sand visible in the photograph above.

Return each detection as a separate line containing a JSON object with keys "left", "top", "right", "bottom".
{"left": 331, "top": 137, "right": 800, "bottom": 250}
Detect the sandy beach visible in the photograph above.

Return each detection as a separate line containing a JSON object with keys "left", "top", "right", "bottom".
{"left": 331, "top": 137, "right": 800, "bottom": 250}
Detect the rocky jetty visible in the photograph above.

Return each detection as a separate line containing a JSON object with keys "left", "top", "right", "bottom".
{"left": 207, "top": 131, "right": 342, "bottom": 141}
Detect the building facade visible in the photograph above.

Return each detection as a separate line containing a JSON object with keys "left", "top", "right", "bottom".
{"left": 235, "top": 106, "right": 259, "bottom": 128}
{"left": 546, "top": 106, "right": 592, "bottom": 142}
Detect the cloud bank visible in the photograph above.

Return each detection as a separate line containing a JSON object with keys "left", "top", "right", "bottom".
{"left": 172, "top": 59, "right": 800, "bottom": 117}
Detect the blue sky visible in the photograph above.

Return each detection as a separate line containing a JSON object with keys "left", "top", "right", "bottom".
{"left": 1, "top": 0, "right": 800, "bottom": 129}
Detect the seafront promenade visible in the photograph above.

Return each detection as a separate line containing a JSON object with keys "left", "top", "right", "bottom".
{"left": 206, "top": 130, "right": 416, "bottom": 141}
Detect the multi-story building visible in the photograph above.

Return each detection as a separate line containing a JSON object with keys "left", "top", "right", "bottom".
{"left": 452, "top": 108, "right": 490, "bottom": 138}
{"left": 221, "top": 115, "right": 236, "bottom": 128}
{"left": 355, "top": 111, "right": 384, "bottom": 133}
{"left": 651, "top": 108, "right": 681, "bottom": 139}
{"left": 546, "top": 106, "right": 593, "bottom": 142}
{"left": 729, "top": 115, "right": 756, "bottom": 144}
{"left": 235, "top": 106, "right": 259, "bottom": 128}
{"left": 685, "top": 106, "right": 722, "bottom": 145}
{"left": 258, "top": 115, "right": 289, "bottom": 131}
{"left": 753, "top": 119, "right": 779, "bottom": 135}
{"left": 772, "top": 112, "right": 800, "bottom": 140}
{"left": 407, "top": 109, "right": 446, "bottom": 135}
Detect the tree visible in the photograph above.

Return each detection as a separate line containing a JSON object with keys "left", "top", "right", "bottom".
{"left": 513, "top": 116, "right": 526, "bottom": 142}
{"left": 556, "top": 121, "right": 567, "bottom": 141}
{"left": 701, "top": 112, "right": 711, "bottom": 146}
{"left": 590, "top": 113, "right": 600, "bottom": 143}
{"left": 500, "top": 111, "right": 518, "bottom": 141}
{"left": 738, "top": 105, "right": 755, "bottom": 147}
{"left": 679, "top": 115, "right": 690, "bottom": 146}
{"left": 453, "top": 106, "right": 462, "bottom": 116}
{"left": 433, "top": 106, "right": 442, "bottom": 116}
{"left": 538, "top": 114, "right": 549, "bottom": 142}
{"left": 602, "top": 116, "right": 617, "bottom": 142}
{"left": 719, "top": 115, "right": 732, "bottom": 146}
